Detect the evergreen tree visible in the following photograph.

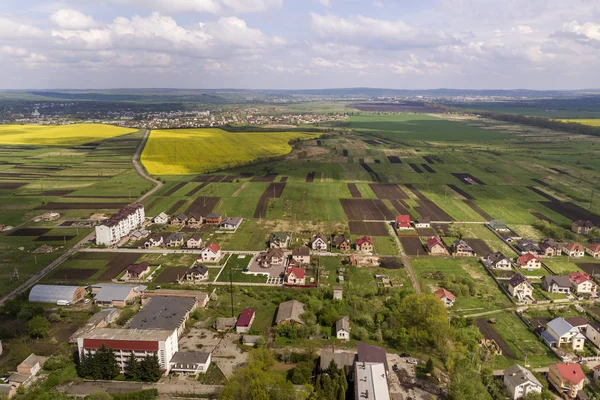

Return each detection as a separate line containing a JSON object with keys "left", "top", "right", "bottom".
{"left": 77, "top": 351, "right": 90, "bottom": 378}
{"left": 125, "top": 352, "right": 141, "bottom": 380}
{"left": 94, "top": 345, "right": 120, "bottom": 380}
{"left": 139, "top": 354, "right": 162, "bottom": 382}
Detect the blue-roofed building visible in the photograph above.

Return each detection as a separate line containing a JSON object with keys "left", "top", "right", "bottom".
{"left": 542, "top": 317, "right": 585, "bottom": 351}
{"left": 29, "top": 285, "right": 86, "bottom": 304}
{"left": 90, "top": 283, "right": 146, "bottom": 307}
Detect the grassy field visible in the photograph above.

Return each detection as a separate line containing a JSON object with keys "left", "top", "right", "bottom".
{"left": 141, "top": 128, "right": 319, "bottom": 175}
{"left": 0, "top": 124, "right": 135, "bottom": 145}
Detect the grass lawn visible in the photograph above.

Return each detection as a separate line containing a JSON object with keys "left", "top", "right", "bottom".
{"left": 543, "top": 258, "right": 587, "bottom": 275}
{"left": 217, "top": 254, "right": 267, "bottom": 283}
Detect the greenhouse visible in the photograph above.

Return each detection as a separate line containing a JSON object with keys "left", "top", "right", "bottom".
{"left": 28, "top": 284, "right": 87, "bottom": 304}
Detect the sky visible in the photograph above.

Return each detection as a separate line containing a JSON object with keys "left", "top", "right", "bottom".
{"left": 0, "top": 0, "right": 599, "bottom": 90}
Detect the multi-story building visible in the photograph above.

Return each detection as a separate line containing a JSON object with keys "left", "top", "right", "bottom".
{"left": 77, "top": 328, "right": 178, "bottom": 373}
{"left": 95, "top": 203, "right": 145, "bottom": 246}
{"left": 548, "top": 363, "right": 585, "bottom": 399}
{"left": 503, "top": 365, "right": 542, "bottom": 400}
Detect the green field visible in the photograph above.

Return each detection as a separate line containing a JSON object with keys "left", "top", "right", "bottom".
{"left": 141, "top": 128, "right": 319, "bottom": 175}
{"left": 0, "top": 124, "right": 135, "bottom": 145}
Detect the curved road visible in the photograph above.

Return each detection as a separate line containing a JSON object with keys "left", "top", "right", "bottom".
{"left": 0, "top": 129, "right": 160, "bottom": 306}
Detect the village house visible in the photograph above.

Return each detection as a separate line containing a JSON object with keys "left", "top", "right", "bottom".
{"left": 586, "top": 243, "right": 600, "bottom": 258}
{"left": 508, "top": 274, "right": 533, "bottom": 302}
{"left": 204, "top": 213, "right": 222, "bottom": 225}
{"left": 270, "top": 232, "right": 291, "bottom": 249}
{"left": 539, "top": 238, "right": 562, "bottom": 257}
{"left": 452, "top": 239, "right": 476, "bottom": 257}
{"left": 275, "top": 300, "right": 305, "bottom": 326}
{"left": 291, "top": 247, "right": 310, "bottom": 265}
{"left": 568, "top": 272, "right": 597, "bottom": 294}
{"left": 333, "top": 286, "right": 343, "bottom": 300}
{"left": 184, "top": 264, "right": 209, "bottom": 283}
{"left": 220, "top": 217, "right": 243, "bottom": 230}
{"left": 236, "top": 308, "right": 255, "bottom": 333}
{"left": 433, "top": 288, "right": 455, "bottom": 307}
{"left": 333, "top": 235, "right": 351, "bottom": 251}
{"left": 426, "top": 236, "right": 448, "bottom": 255}
{"left": 355, "top": 236, "right": 374, "bottom": 253}
{"left": 186, "top": 234, "right": 203, "bottom": 249}
{"left": 41, "top": 212, "right": 60, "bottom": 222}
{"left": 395, "top": 215, "right": 411, "bottom": 230}
{"left": 489, "top": 219, "right": 509, "bottom": 232}
{"left": 214, "top": 317, "right": 236, "bottom": 332}
{"left": 572, "top": 220, "right": 595, "bottom": 235}
{"left": 186, "top": 212, "right": 203, "bottom": 228}
{"left": 165, "top": 233, "right": 184, "bottom": 248}
{"left": 503, "top": 364, "right": 542, "bottom": 400}
{"left": 335, "top": 316, "right": 350, "bottom": 341}
{"left": 541, "top": 275, "right": 571, "bottom": 294}
{"left": 414, "top": 216, "right": 431, "bottom": 228}
{"left": 151, "top": 212, "right": 168, "bottom": 224}
{"left": 124, "top": 262, "right": 151, "bottom": 280}
{"left": 169, "top": 352, "right": 212, "bottom": 375}
{"left": 562, "top": 242, "right": 585, "bottom": 258}
{"left": 517, "top": 253, "right": 542, "bottom": 269}
{"left": 144, "top": 234, "right": 163, "bottom": 249}
{"left": 286, "top": 266, "right": 306, "bottom": 285}
{"left": 311, "top": 233, "right": 328, "bottom": 251}
{"left": 484, "top": 252, "right": 513, "bottom": 270}
{"left": 516, "top": 239, "right": 541, "bottom": 255}
{"left": 548, "top": 363, "right": 585, "bottom": 399}
{"left": 200, "top": 242, "right": 222, "bottom": 262}
{"left": 542, "top": 318, "right": 585, "bottom": 351}
{"left": 566, "top": 316, "right": 590, "bottom": 333}
{"left": 257, "top": 248, "right": 285, "bottom": 268}
{"left": 170, "top": 213, "right": 188, "bottom": 226}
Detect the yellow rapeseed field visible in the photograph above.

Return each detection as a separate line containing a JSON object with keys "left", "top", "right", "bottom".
{"left": 141, "top": 128, "right": 319, "bottom": 175}
{"left": 0, "top": 124, "right": 136, "bottom": 146}
{"left": 560, "top": 119, "right": 600, "bottom": 126}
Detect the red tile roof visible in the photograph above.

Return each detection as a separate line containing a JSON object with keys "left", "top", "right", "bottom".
{"left": 355, "top": 236, "right": 373, "bottom": 245}
{"left": 206, "top": 242, "right": 220, "bottom": 253}
{"left": 236, "top": 308, "right": 255, "bottom": 327}
{"left": 518, "top": 252, "right": 540, "bottom": 265}
{"left": 426, "top": 236, "right": 444, "bottom": 249}
{"left": 587, "top": 243, "right": 600, "bottom": 253}
{"left": 555, "top": 363, "right": 585, "bottom": 384}
{"left": 396, "top": 215, "right": 411, "bottom": 227}
{"left": 434, "top": 288, "right": 455, "bottom": 301}
{"left": 568, "top": 271, "right": 591, "bottom": 285}
{"left": 564, "top": 242, "right": 584, "bottom": 252}
{"left": 287, "top": 266, "right": 305, "bottom": 279}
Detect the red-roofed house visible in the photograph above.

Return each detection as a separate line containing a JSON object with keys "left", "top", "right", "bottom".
{"left": 426, "top": 237, "right": 448, "bottom": 255}
{"left": 548, "top": 363, "right": 585, "bottom": 399}
{"left": 434, "top": 288, "right": 455, "bottom": 307}
{"left": 355, "top": 236, "right": 374, "bottom": 253}
{"left": 568, "top": 271, "right": 597, "bottom": 294}
{"left": 586, "top": 243, "right": 600, "bottom": 258}
{"left": 236, "top": 308, "right": 255, "bottom": 333}
{"left": 562, "top": 242, "right": 585, "bottom": 258}
{"left": 200, "top": 242, "right": 222, "bottom": 262}
{"left": 286, "top": 267, "right": 305, "bottom": 286}
{"left": 395, "top": 215, "right": 411, "bottom": 231}
{"left": 517, "top": 253, "right": 541, "bottom": 269}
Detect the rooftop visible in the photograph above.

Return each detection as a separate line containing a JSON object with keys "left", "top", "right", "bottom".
{"left": 170, "top": 351, "right": 211, "bottom": 365}
{"left": 92, "top": 284, "right": 143, "bottom": 303}
{"left": 81, "top": 328, "right": 174, "bottom": 341}
{"left": 554, "top": 363, "right": 585, "bottom": 384}
{"left": 275, "top": 300, "right": 305, "bottom": 325}
{"left": 129, "top": 296, "right": 196, "bottom": 331}
{"left": 354, "top": 362, "right": 390, "bottom": 400}
{"left": 357, "top": 342, "right": 388, "bottom": 370}
{"left": 504, "top": 364, "right": 541, "bottom": 388}
{"left": 547, "top": 317, "right": 575, "bottom": 337}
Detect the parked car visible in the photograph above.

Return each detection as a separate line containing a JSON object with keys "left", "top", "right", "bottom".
{"left": 392, "top": 364, "right": 399, "bottom": 372}
{"left": 407, "top": 359, "right": 418, "bottom": 365}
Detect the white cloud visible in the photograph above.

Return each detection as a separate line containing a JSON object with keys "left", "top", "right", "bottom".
{"left": 1, "top": 46, "right": 47, "bottom": 67}
{"left": 563, "top": 21, "right": 600, "bottom": 41}
{"left": 106, "top": 0, "right": 281, "bottom": 14}
{"left": 0, "top": 18, "right": 44, "bottom": 39}
{"left": 512, "top": 25, "right": 533, "bottom": 34}
{"left": 310, "top": 13, "right": 459, "bottom": 49}
{"left": 319, "top": 0, "right": 331, "bottom": 7}
{"left": 51, "top": 9, "right": 97, "bottom": 30}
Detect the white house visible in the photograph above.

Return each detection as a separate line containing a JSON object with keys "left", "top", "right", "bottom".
{"left": 95, "top": 203, "right": 145, "bottom": 246}
{"left": 152, "top": 212, "right": 169, "bottom": 224}
{"left": 286, "top": 267, "right": 306, "bottom": 286}
{"left": 144, "top": 234, "right": 163, "bottom": 249}
{"left": 200, "top": 242, "right": 222, "bottom": 262}
{"left": 169, "top": 352, "right": 211, "bottom": 375}
{"left": 503, "top": 365, "right": 542, "bottom": 400}
{"left": 184, "top": 264, "right": 209, "bottom": 283}
{"left": 508, "top": 274, "right": 533, "bottom": 302}
{"left": 220, "top": 217, "right": 243, "bottom": 231}
{"left": 569, "top": 272, "right": 597, "bottom": 294}
{"left": 484, "top": 252, "right": 512, "bottom": 270}
{"left": 414, "top": 216, "right": 431, "bottom": 228}
{"left": 311, "top": 234, "right": 328, "bottom": 251}
{"left": 335, "top": 316, "right": 350, "bottom": 341}
{"left": 186, "top": 234, "right": 203, "bottom": 249}
{"left": 433, "top": 288, "right": 455, "bottom": 307}
{"left": 541, "top": 318, "right": 585, "bottom": 351}
{"left": 291, "top": 247, "right": 310, "bottom": 265}
{"left": 585, "top": 322, "right": 600, "bottom": 349}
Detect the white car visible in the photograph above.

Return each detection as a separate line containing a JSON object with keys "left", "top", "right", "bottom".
{"left": 407, "top": 359, "right": 418, "bottom": 365}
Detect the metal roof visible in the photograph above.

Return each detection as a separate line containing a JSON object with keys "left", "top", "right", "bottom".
{"left": 504, "top": 364, "right": 541, "bottom": 389}
{"left": 29, "top": 284, "right": 84, "bottom": 303}
{"left": 547, "top": 317, "right": 575, "bottom": 338}
{"left": 93, "top": 284, "right": 143, "bottom": 303}
{"left": 170, "top": 351, "right": 211, "bottom": 365}
{"left": 129, "top": 296, "right": 195, "bottom": 331}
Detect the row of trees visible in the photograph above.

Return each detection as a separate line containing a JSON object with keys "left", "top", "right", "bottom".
{"left": 77, "top": 345, "right": 161, "bottom": 382}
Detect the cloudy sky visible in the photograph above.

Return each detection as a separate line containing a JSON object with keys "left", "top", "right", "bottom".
{"left": 1, "top": 0, "right": 599, "bottom": 90}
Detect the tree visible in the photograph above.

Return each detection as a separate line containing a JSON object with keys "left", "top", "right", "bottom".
{"left": 397, "top": 293, "right": 449, "bottom": 350}
{"left": 125, "top": 352, "right": 141, "bottom": 380}
{"left": 84, "top": 392, "right": 113, "bottom": 400}
{"left": 139, "top": 354, "right": 162, "bottom": 382}
{"left": 27, "top": 315, "right": 49, "bottom": 338}
{"left": 92, "top": 345, "right": 120, "bottom": 380}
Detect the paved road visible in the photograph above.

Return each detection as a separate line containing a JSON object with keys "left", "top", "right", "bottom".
{"left": 0, "top": 130, "right": 159, "bottom": 306}
{"left": 387, "top": 224, "right": 421, "bottom": 293}
{"left": 133, "top": 129, "right": 162, "bottom": 203}
{"left": 58, "top": 380, "right": 222, "bottom": 396}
